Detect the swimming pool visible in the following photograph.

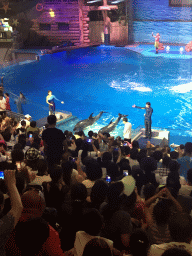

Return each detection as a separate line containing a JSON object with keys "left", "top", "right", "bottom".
{"left": 2, "top": 45, "right": 192, "bottom": 145}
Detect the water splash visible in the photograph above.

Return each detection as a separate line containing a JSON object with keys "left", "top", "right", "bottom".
{"left": 170, "top": 82, "right": 192, "bottom": 93}
{"left": 110, "top": 80, "right": 152, "bottom": 92}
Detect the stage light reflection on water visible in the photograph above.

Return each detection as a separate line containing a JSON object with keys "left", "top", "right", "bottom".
{"left": 3, "top": 45, "right": 192, "bottom": 145}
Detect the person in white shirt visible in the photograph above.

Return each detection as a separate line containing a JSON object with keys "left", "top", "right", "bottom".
{"left": 148, "top": 212, "right": 192, "bottom": 256}
{"left": 123, "top": 117, "right": 132, "bottom": 143}
{"left": 179, "top": 168, "right": 192, "bottom": 196}
{"left": 74, "top": 209, "right": 113, "bottom": 256}
{"left": 16, "top": 114, "right": 32, "bottom": 129}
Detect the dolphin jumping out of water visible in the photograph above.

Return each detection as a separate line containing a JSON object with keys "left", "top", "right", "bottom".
{"left": 73, "top": 111, "right": 107, "bottom": 131}
{"left": 99, "top": 113, "right": 127, "bottom": 134}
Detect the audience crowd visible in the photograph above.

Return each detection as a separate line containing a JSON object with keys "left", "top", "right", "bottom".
{"left": 0, "top": 113, "right": 192, "bottom": 255}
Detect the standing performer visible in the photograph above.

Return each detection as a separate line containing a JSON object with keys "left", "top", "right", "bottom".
{"left": 46, "top": 90, "right": 64, "bottom": 115}
{"left": 132, "top": 102, "right": 153, "bottom": 139}
{"left": 15, "top": 92, "right": 26, "bottom": 115}
{"left": 152, "top": 32, "right": 160, "bottom": 54}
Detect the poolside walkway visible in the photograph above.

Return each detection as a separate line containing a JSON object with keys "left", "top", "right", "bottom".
{"left": 125, "top": 43, "right": 192, "bottom": 59}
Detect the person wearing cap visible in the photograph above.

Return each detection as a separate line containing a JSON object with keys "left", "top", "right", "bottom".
{"left": 5, "top": 188, "right": 66, "bottom": 256}
{"left": 25, "top": 147, "right": 40, "bottom": 172}
{"left": 16, "top": 114, "right": 31, "bottom": 130}
{"left": 23, "top": 114, "right": 32, "bottom": 127}
{"left": 121, "top": 176, "right": 146, "bottom": 224}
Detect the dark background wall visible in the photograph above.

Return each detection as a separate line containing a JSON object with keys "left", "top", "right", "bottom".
{"left": 130, "top": 0, "right": 192, "bottom": 44}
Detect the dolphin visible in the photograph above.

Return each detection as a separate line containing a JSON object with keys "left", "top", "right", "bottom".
{"left": 73, "top": 111, "right": 107, "bottom": 131}
{"left": 98, "top": 113, "right": 127, "bottom": 134}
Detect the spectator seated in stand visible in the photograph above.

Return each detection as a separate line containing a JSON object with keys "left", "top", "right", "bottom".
{"left": 179, "top": 168, "right": 192, "bottom": 196}
{"left": 16, "top": 120, "right": 26, "bottom": 135}
{"left": 129, "top": 229, "right": 150, "bottom": 256}
{"left": 132, "top": 140, "right": 139, "bottom": 150}
{"left": 100, "top": 180, "right": 124, "bottom": 216}
{"left": 59, "top": 182, "right": 88, "bottom": 252}
{"left": 121, "top": 176, "right": 146, "bottom": 227}
{"left": 148, "top": 212, "right": 192, "bottom": 256}
{"left": 43, "top": 165, "right": 70, "bottom": 214}
{"left": 82, "top": 238, "right": 113, "bottom": 256}
{"left": 140, "top": 157, "right": 158, "bottom": 188}
{"left": 106, "top": 162, "right": 121, "bottom": 182}
{"left": 145, "top": 194, "right": 173, "bottom": 245}
{"left": 170, "top": 150, "right": 179, "bottom": 160}
{"left": 5, "top": 188, "right": 65, "bottom": 256}
{"left": 0, "top": 140, "right": 10, "bottom": 166}
{"left": 10, "top": 148, "right": 25, "bottom": 170}
{"left": 161, "top": 247, "right": 191, "bottom": 256}
{"left": 165, "top": 160, "right": 186, "bottom": 186}
{"left": 132, "top": 168, "right": 145, "bottom": 196}
{"left": 152, "top": 150, "right": 163, "bottom": 168}
{"left": 155, "top": 155, "right": 171, "bottom": 184}
{"left": 1, "top": 128, "right": 14, "bottom": 152}
{"left": 97, "top": 151, "right": 113, "bottom": 169}
{"left": 88, "top": 179, "right": 109, "bottom": 210}
{"left": 0, "top": 170, "right": 23, "bottom": 256}
{"left": 29, "top": 159, "right": 51, "bottom": 185}
{"left": 127, "top": 148, "right": 139, "bottom": 170}
{"left": 82, "top": 159, "right": 102, "bottom": 196}
{"left": 177, "top": 142, "right": 192, "bottom": 180}
{"left": 121, "top": 145, "right": 130, "bottom": 159}
{"left": 141, "top": 182, "right": 156, "bottom": 201}
{"left": 118, "top": 159, "right": 132, "bottom": 178}
{"left": 25, "top": 147, "right": 40, "bottom": 174}
{"left": 74, "top": 208, "right": 114, "bottom": 256}
{"left": 26, "top": 121, "right": 39, "bottom": 135}
{"left": 136, "top": 149, "right": 147, "bottom": 165}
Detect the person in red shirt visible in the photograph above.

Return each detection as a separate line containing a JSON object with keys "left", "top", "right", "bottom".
{"left": 4, "top": 93, "right": 11, "bottom": 111}
{"left": 5, "top": 188, "right": 66, "bottom": 256}
{"left": 152, "top": 32, "right": 160, "bottom": 54}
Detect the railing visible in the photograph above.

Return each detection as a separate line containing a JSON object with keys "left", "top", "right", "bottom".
{"left": 0, "top": 57, "right": 37, "bottom": 70}
{"left": 5, "top": 90, "right": 72, "bottom": 123}
{"left": 6, "top": 110, "right": 25, "bottom": 122}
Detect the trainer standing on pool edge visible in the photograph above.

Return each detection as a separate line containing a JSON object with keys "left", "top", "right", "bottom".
{"left": 46, "top": 90, "right": 64, "bottom": 115}
{"left": 132, "top": 102, "right": 153, "bottom": 139}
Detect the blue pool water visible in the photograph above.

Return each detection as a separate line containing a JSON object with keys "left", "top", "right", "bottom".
{"left": 2, "top": 45, "right": 192, "bottom": 144}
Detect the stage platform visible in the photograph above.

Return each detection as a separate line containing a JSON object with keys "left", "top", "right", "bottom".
{"left": 132, "top": 127, "right": 170, "bottom": 149}
{"left": 125, "top": 44, "right": 192, "bottom": 59}
{"left": 36, "top": 111, "right": 72, "bottom": 128}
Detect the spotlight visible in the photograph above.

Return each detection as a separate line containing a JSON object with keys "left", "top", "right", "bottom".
{"left": 49, "top": 9, "right": 55, "bottom": 18}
